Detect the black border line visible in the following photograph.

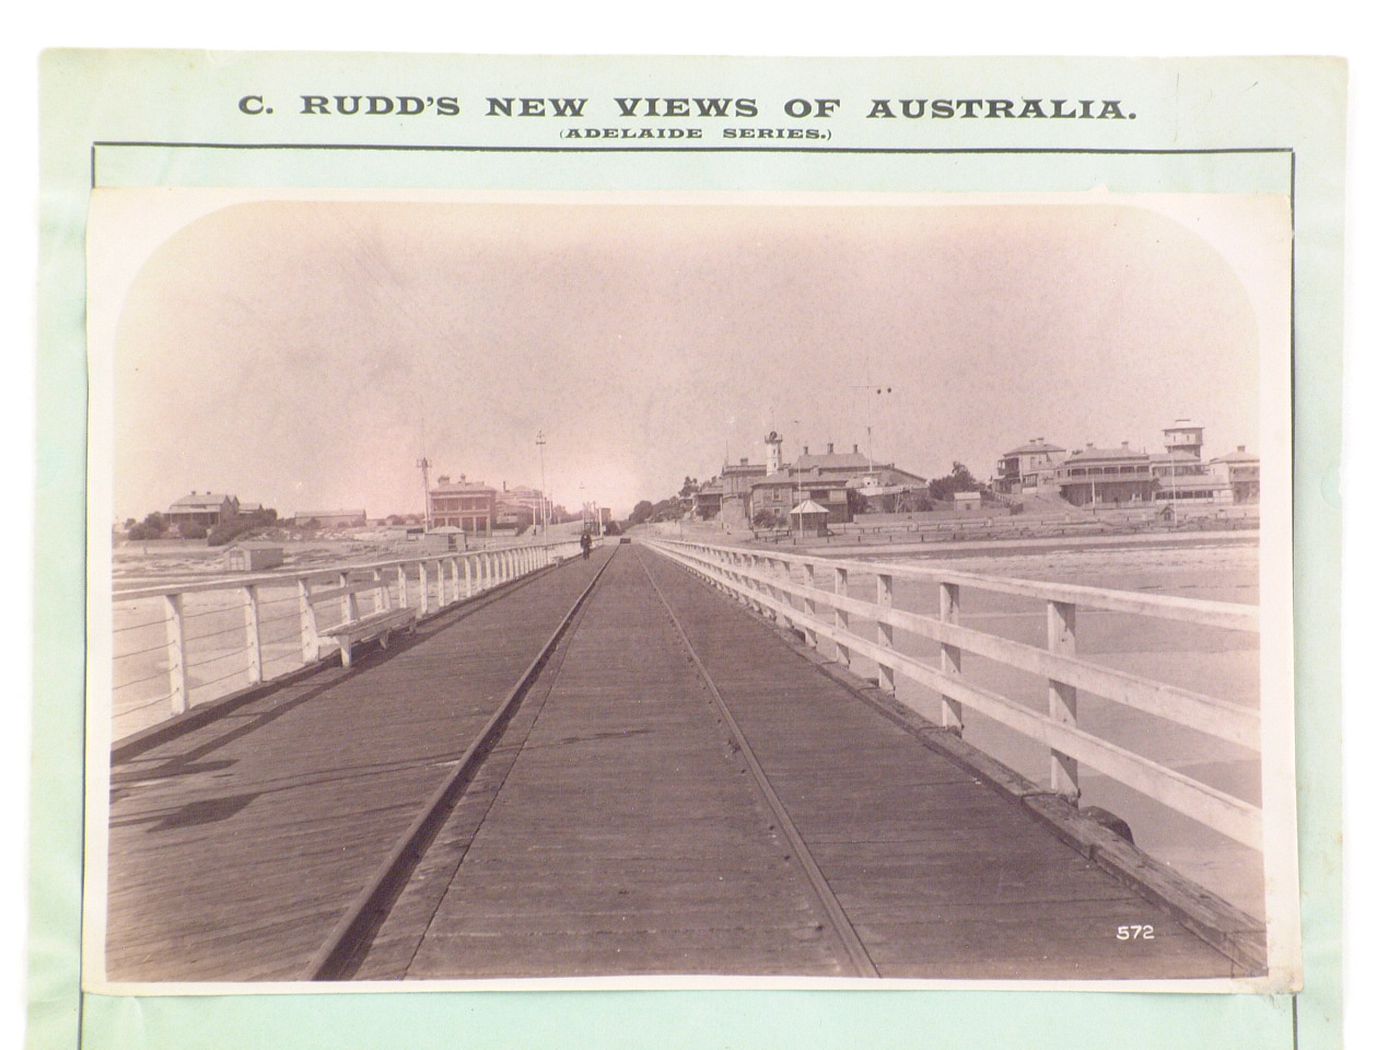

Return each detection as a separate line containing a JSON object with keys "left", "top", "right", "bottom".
{"left": 90, "top": 141, "right": 1296, "bottom": 187}
{"left": 79, "top": 139, "right": 1300, "bottom": 1042}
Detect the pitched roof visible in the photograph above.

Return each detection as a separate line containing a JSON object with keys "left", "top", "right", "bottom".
{"left": 170, "top": 492, "right": 234, "bottom": 508}
{"left": 1062, "top": 445, "right": 1149, "bottom": 464}
{"left": 1210, "top": 448, "right": 1260, "bottom": 464}
{"left": 793, "top": 452, "right": 886, "bottom": 471}
{"left": 791, "top": 499, "right": 829, "bottom": 515}
{"left": 1002, "top": 439, "right": 1065, "bottom": 456}
{"left": 431, "top": 480, "right": 495, "bottom": 493}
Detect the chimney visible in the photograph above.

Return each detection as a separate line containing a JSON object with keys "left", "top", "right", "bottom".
{"left": 739, "top": 457, "right": 749, "bottom": 465}
{"left": 853, "top": 443, "right": 859, "bottom": 454}
{"left": 1121, "top": 441, "right": 1130, "bottom": 448}
{"left": 458, "top": 473, "right": 466, "bottom": 483}
{"left": 438, "top": 475, "right": 449, "bottom": 485}
{"left": 803, "top": 445, "right": 809, "bottom": 455}
{"left": 1237, "top": 445, "right": 1246, "bottom": 452}
{"left": 826, "top": 442, "right": 834, "bottom": 454}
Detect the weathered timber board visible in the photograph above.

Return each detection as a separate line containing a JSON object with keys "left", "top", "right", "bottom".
{"left": 103, "top": 555, "right": 607, "bottom": 983}
{"left": 641, "top": 548, "right": 1237, "bottom": 980}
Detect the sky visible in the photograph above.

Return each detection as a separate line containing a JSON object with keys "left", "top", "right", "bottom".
{"left": 101, "top": 194, "right": 1285, "bottom": 522}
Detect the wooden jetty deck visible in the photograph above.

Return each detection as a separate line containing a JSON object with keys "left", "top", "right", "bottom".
{"left": 104, "top": 543, "right": 1244, "bottom": 983}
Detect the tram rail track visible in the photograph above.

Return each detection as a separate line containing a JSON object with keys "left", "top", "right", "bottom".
{"left": 317, "top": 543, "right": 880, "bottom": 980}
{"left": 303, "top": 546, "right": 616, "bottom": 980}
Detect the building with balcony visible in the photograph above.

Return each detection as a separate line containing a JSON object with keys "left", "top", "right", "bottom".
{"left": 1050, "top": 443, "right": 1156, "bottom": 507}
{"left": 1210, "top": 445, "right": 1261, "bottom": 503}
{"left": 429, "top": 475, "right": 497, "bottom": 535}
{"left": 994, "top": 439, "right": 1067, "bottom": 494}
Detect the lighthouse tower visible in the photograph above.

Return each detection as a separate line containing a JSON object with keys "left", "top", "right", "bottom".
{"left": 764, "top": 430, "right": 784, "bottom": 475}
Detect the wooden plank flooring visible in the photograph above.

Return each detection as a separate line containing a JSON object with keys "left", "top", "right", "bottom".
{"left": 640, "top": 548, "right": 1241, "bottom": 979}
{"left": 103, "top": 543, "right": 1241, "bottom": 984}
{"left": 388, "top": 548, "right": 850, "bottom": 978}
{"left": 104, "top": 554, "right": 609, "bottom": 982}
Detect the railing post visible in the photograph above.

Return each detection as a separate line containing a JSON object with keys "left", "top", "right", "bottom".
{"left": 772, "top": 559, "right": 793, "bottom": 628}
{"left": 338, "top": 571, "right": 355, "bottom": 625}
{"left": 372, "top": 569, "right": 387, "bottom": 613}
{"left": 397, "top": 564, "right": 408, "bottom": 610}
{"left": 801, "top": 561, "right": 818, "bottom": 647}
{"left": 163, "top": 593, "right": 188, "bottom": 714}
{"left": 1047, "top": 599, "right": 1080, "bottom": 801}
{"left": 834, "top": 567, "right": 851, "bottom": 666}
{"left": 417, "top": 563, "right": 429, "bottom": 614}
{"left": 875, "top": 572, "right": 895, "bottom": 693}
{"left": 938, "top": 582, "right": 963, "bottom": 733}
{"left": 436, "top": 559, "right": 445, "bottom": 610}
{"left": 241, "top": 585, "right": 263, "bottom": 686}
{"left": 298, "top": 577, "right": 319, "bottom": 662}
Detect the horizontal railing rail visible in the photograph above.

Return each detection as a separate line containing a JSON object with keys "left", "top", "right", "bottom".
{"left": 644, "top": 537, "right": 1262, "bottom": 852}
{"left": 110, "top": 539, "right": 585, "bottom": 730}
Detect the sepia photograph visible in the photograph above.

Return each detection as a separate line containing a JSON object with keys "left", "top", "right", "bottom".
{"left": 85, "top": 190, "right": 1296, "bottom": 989}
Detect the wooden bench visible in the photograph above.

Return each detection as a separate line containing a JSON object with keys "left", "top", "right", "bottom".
{"left": 305, "top": 575, "right": 418, "bottom": 667}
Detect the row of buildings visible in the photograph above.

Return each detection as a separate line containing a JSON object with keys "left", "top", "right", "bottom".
{"left": 164, "top": 493, "right": 368, "bottom": 530}
{"left": 426, "top": 476, "right": 610, "bottom": 536}
{"left": 992, "top": 420, "right": 1260, "bottom": 507}
{"left": 162, "top": 478, "right": 611, "bottom": 542}
{"left": 687, "top": 418, "right": 1259, "bottom": 529}
{"left": 691, "top": 432, "right": 929, "bottom": 528}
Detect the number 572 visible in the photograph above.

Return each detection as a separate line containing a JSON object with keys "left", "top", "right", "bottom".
{"left": 1116, "top": 924, "right": 1155, "bottom": 940}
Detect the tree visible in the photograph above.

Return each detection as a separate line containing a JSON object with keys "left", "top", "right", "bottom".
{"left": 928, "top": 462, "right": 988, "bottom": 502}
{"left": 178, "top": 521, "right": 208, "bottom": 540}
{"left": 142, "top": 511, "right": 166, "bottom": 532}
{"left": 628, "top": 500, "right": 655, "bottom": 525}
{"left": 752, "top": 508, "right": 786, "bottom": 530}
{"left": 678, "top": 476, "right": 699, "bottom": 499}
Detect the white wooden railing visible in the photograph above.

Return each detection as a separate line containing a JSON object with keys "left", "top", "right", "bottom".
{"left": 110, "top": 540, "right": 582, "bottom": 733}
{"left": 644, "top": 538, "right": 1262, "bottom": 852}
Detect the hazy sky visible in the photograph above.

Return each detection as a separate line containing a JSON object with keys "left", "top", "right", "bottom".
{"left": 104, "top": 196, "right": 1283, "bottom": 521}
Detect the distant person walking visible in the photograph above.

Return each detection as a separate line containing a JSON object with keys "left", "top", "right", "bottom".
{"left": 579, "top": 531, "right": 592, "bottom": 559}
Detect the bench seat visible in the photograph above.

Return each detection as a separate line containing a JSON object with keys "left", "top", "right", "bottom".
{"left": 318, "top": 607, "right": 417, "bottom": 667}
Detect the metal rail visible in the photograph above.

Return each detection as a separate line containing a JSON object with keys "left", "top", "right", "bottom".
{"left": 635, "top": 554, "right": 880, "bottom": 978}
{"left": 303, "top": 547, "right": 616, "bottom": 980}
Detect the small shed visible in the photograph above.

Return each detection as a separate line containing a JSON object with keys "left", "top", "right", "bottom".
{"left": 790, "top": 499, "right": 830, "bottom": 536}
{"left": 426, "top": 525, "right": 467, "bottom": 551}
{"left": 953, "top": 491, "right": 983, "bottom": 512}
{"left": 224, "top": 542, "right": 284, "bottom": 572}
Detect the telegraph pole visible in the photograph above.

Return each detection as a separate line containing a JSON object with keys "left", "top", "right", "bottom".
{"left": 851, "top": 382, "right": 893, "bottom": 476}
